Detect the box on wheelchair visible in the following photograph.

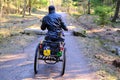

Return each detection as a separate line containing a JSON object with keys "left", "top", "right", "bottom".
{"left": 39, "top": 40, "right": 63, "bottom": 57}
{"left": 39, "top": 30, "right": 65, "bottom": 57}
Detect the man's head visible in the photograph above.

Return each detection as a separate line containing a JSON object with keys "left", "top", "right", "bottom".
{"left": 48, "top": 5, "right": 55, "bottom": 13}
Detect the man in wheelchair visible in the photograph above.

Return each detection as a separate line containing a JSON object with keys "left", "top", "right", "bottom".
{"left": 41, "top": 5, "right": 68, "bottom": 42}
{"left": 40, "top": 5, "right": 68, "bottom": 57}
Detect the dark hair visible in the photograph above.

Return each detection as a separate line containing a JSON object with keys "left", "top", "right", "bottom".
{"left": 48, "top": 5, "right": 55, "bottom": 12}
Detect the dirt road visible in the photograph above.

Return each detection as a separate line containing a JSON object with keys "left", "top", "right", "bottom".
{"left": 0, "top": 13, "right": 98, "bottom": 80}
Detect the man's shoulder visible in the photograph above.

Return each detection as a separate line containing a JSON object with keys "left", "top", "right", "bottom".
{"left": 44, "top": 13, "right": 61, "bottom": 19}
{"left": 54, "top": 13, "right": 61, "bottom": 17}
{"left": 42, "top": 15, "right": 49, "bottom": 20}
{"left": 43, "top": 15, "right": 48, "bottom": 18}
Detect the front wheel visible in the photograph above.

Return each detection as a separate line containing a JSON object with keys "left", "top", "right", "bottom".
{"left": 34, "top": 44, "right": 40, "bottom": 74}
{"left": 61, "top": 48, "right": 66, "bottom": 76}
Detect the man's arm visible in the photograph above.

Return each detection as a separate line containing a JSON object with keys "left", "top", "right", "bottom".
{"left": 60, "top": 17, "right": 68, "bottom": 31}
{"left": 41, "top": 17, "right": 47, "bottom": 30}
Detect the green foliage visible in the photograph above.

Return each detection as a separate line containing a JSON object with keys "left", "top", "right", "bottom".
{"left": 0, "top": 34, "right": 3, "bottom": 42}
{"left": 72, "top": 2, "right": 78, "bottom": 6}
{"left": 91, "top": 0, "right": 116, "bottom": 8}
{"left": 62, "top": 0, "right": 73, "bottom": 13}
{"left": 32, "top": 0, "right": 48, "bottom": 8}
{"left": 71, "top": 13, "right": 80, "bottom": 17}
{"left": 94, "top": 6, "right": 112, "bottom": 25}
{"left": 72, "top": 0, "right": 83, "bottom": 2}
{"left": 91, "top": 0, "right": 103, "bottom": 7}
{"left": 95, "top": 6, "right": 112, "bottom": 16}
{"left": 62, "top": 0, "right": 73, "bottom": 7}
{"left": 39, "top": 0, "right": 48, "bottom": 7}
{"left": 32, "top": 7, "right": 37, "bottom": 12}
{"left": 82, "top": 30, "right": 86, "bottom": 34}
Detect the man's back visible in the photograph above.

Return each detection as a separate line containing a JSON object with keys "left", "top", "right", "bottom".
{"left": 41, "top": 13, "right": 62, "bottom": 32}
{"left": 41, "top": 5, "right": 68, "bottom": 32}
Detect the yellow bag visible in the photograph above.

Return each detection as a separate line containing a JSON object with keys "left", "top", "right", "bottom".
{"left": 43, "top": 49, "right": 51, "bottom": 56}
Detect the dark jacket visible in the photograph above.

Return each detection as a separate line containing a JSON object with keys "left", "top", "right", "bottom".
{"left": 41, "top": 11, "right": 68, "bottom": 32}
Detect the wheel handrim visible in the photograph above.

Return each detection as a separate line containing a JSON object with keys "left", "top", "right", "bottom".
{"left": 36, "top": 49, "right": 39, "bottom": 72}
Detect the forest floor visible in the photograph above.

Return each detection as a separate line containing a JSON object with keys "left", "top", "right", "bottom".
{"left": 0, "top": 10, "right": 120, "bottom": 79}
{"left": 75, "top": 15, "right": 120, "bottom": 79}
{"left": 0, "top": 10, "right": 46, "bottom": 54}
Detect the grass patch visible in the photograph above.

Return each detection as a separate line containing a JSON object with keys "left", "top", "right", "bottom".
{"left": 0, "top": 28, "right": 11, "bottom": 43}
{"left": 97, "top": 70, "right": 118, "bottom": 80}
{"left": 0, "top": 29, "right": 11, "bottom": 38}
{"left": 9, "top": 14, "right": 23, "bottom": 18}
{"left": 71, "top": 13, "right": 81, "bottom": 19}
{"left": 0, "top": 28, "right": 23, "bottom": 41}
{"left": 9, "top": 13, "right": 36, "bottom": 19}
{"left": 112, "top": 22, "right": 120, "bottom": 28}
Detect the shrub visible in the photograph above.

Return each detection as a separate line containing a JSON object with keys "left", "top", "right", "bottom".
{"left": 32, "top": 0, "right": 48, "bottom": 9}
{"left": 94, "top": 6, "right": 112, "bottom": 26}
{"left": 0, "top": 34, "right": 3, "bottom": 42}
{"left": 32, "top": 8, "right": 37, "bottom": 12}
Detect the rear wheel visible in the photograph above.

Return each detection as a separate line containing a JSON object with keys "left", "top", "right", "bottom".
{"left": 61, "top": 48, "right": 66, "bottom": 76}
{"left": 34, "top": 44, "right": 40, "bottom": 74}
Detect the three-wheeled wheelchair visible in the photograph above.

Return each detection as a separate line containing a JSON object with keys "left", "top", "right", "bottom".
{"left": 34, "top": 30, "right": 66, "bottom": 76}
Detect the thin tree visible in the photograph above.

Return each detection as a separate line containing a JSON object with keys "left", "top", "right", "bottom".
{"left": 28, "top": 0, "right": 31, "bottom": 15}
{"left": 6, "top": 0, "right": 10, "bottom": 14}
{"left": 50, "top": 0, "right": 54, "bottom": 5}
{"left": 22, "top": 0, "right": 26, "bottom": 17}
{"left": 88, "top": 0, "right": 90, "bottom": 14}
{"left": 112, "top": 0, "right": 120, "bottom": 22}
{"left": 16, "top": 0, "right": 21, "bottom": 14}
{"left": 0, "top": 0, "right": 2, "bottom": 25}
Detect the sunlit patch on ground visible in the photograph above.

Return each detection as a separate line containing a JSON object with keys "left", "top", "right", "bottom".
{"left": 0, "top": 28, "right": 11, "bottom": 37}
{"left": 97, "top": 70, "right": 118, "bottom": 80}
{"left": 87, "top": 27, "right": 120, "bottom": 34}
{"left": 87, "top": 28, "right": 105, "bottom": 34}
{"left": 67, "top": 26, "right": 76, "bottom": 30}
{"left": 0, "top": 54, "right": 26, "bottom": 62}
{"left": 0, "top": 53, "right": 28, "bottom": 69}
{"left": 28, "top": 24, "right": 40, "bottom": 29}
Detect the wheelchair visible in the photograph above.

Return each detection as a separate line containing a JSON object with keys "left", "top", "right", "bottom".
{"left": 34, "top": 30, "right": 66, "bottom": 76}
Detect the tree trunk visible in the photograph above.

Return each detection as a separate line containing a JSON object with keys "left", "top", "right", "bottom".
{"left": 16, "top": 0, "right": 19, "bottom": 14}
{"left": 28, "top": 0, "right": 31, "bottom": 15}
{"left": 0, "top": 0, "right": 2, "bottom": 25}
{"left": 112, "top": 0, "right": 120, "bottom": 22}
{"left": 0, "top": 0, "right": 2, "bottom": 16}
{"left": 22, "top": 0, "right": 26, "bottom": 17}
{"left": 88, "top": 0, "right": 90, "bottom": 14}
{"left": 6, "top": 0, "right": 10, "bottom": 14}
